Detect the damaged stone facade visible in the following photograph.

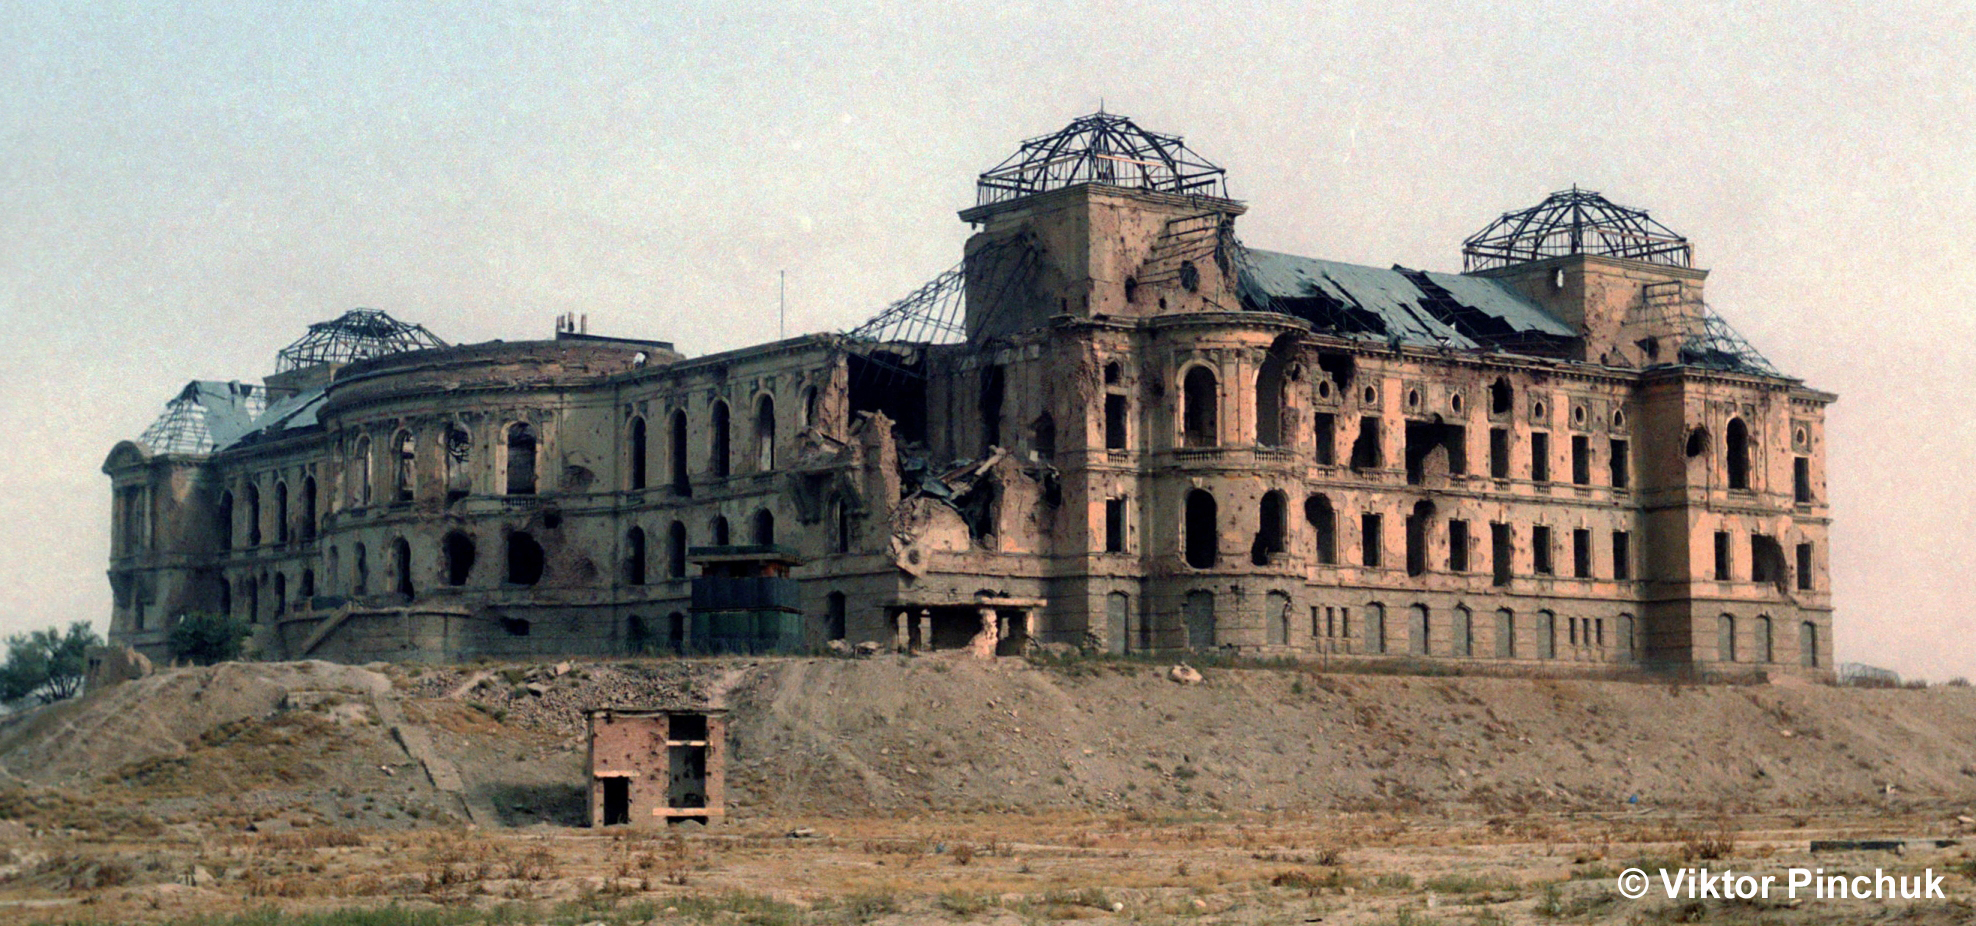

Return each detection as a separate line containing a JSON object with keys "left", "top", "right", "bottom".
{"left": 104, "top": 113, "right": 1834, "bottom": 676}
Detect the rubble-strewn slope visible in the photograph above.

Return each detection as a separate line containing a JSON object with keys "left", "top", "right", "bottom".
{"left": 5, "top": 656, "right": 1976, "bottom": 827}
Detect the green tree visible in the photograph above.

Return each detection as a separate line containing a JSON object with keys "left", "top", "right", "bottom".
{"left": 1, "top": 621, "right": 100, "bottom": 704}
{"left": 168, "top": 611, "right": 250, "bottom": 665}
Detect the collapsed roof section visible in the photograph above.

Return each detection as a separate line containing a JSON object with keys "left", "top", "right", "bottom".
{"left": 1462, "top": 187, "right": 1693, "bottom": 272}
{"left": 275, "top": 308, "right": 448, "bottom": 373}
{"left": 975, "top": 111, "right": 1229, "bottom": 208}
{"left": 138, "top": 381, "right": 267, "bottom": 456}
{"left": 1236, "top": 248, "right": 1580, "bottom": 354}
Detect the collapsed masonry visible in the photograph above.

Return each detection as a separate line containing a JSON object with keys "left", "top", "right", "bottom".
{"left": 102, "top": 112, "right": 1834, "bottom": 675}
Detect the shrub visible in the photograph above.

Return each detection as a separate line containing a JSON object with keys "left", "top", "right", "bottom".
{"left": 169, "top": 611, "right": 251, "bottom": 665}
{"left": 1, "top": 621, "right": 99, "bottom": 703}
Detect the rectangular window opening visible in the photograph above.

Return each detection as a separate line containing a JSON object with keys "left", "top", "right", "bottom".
{"left": 1490, "top": 522, "right": 1512, "bottom": 586}
{"left": 1612, "top": 531, "right": 1631, "bottom": 581}
{"left": 1104, "top": 498, "right": 1126, "bottom": 553}
{"left": 1610, "top": 438, "right": 1630, "bottom": 489}
{"left": 1314, "top": 412, "right": 1336, "bottom": 465}
{"left": 1571, "top": 435, "right": 1591, "bottom": 485}
{"left": 1489, "top": 427, "right": 1510, "bottom": 479}
{"left": 1714, "top": 531, "right": 1732, "bottom": 581}
{"left": 1361, "top": 513, "right": 1382, "bottom": 567}
{"left": 1448, "top": 520, "right": 1470, "bottom": 573}
{"left": 1796, "top": 542, "right": 1814, "bottom": 590}
{"left": 1573, "top": 528, "right": 1592, "bottom": 578}
{"left": 1530, "top": 432, "right": 1550, "bottom": 483}
{"left": 1532, "top": 525, "right": 1553, "bottom": 575}
{"left": 1794, "top": 457, "right": 1812, "bottom": 504}
{"left": 1104, "top": 394, "right": 1128, "bottom": 450}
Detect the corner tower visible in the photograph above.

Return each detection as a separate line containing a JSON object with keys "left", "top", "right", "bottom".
{"left": 956, "top": 113, "right": 1248, "bottom": 341}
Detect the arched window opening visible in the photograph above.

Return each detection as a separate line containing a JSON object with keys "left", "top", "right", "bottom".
{"left": 752, "top": 509, "right": 775, "bottom": 546}
{"left": 1106, "top": 591, "right": 1130, "bottom": 654}
{"left": 711, "top": 516, "right": 730, "bottom": 546}
{"left": 1367, "top": 602, "right": 1388, "bottom": 654}
{"left": 1755, "top": 615, "right": 1773, "bottom": 663}
{"left": 1251, "top": 490, "right": 1287, "bottom": 565}
{"left": 1030, "top": 413, "right": 1056, "bottom": 460}
{"left": 668, "top": 521, "right": 687, "bottom": 578}
{"left": 246, "top": 483, "right": 263, "bottom": 547}
{"left": 243, "top": 576, "right": 258, "bottom": 623}
{"left": 300, "top": 476, "right": 318, "bottom": 540}
{"left": 625, "top": 527, "right": 647, "bottom": 585}
{"left": 1409, "top": 603, "right": 1430, "bottom": 656}
{"left": 353, "top": 543, "right": 368, "bottom": 594}
{"left": 1181, "top": 366, "right": 1218, "bottom": 447}
{"left": 326, "top": 547, "right": 340, "bottom": 594}
{"left": 1726, "top": 417, "right": 1750, "bottom": 489}
{"left": 353, "top": 435, "right": 373, "bottom": 506}
{"left": 669, "top": 410, "right": 691, "bottom": 495}
{"left": 1184, "top": 489, "right": 1218, "bottom": 568}
{"left": 1618, "top": 614, "right": 1635, "bottom": 658}
{"left": 1255, "top": 338, "right": 1293, "bottom": 446}
{"left": 1305, "top": 494, "right": 1337, "bottom": 565}
{"left": 802, "top": 386, "right": 819, "bottom": 429}
{"left": 1454, "top": 606, "right": 1473, "bottom": 658}
{"left": 273, "top": 572, "right": 287, "bottom": 615}
{"left": 628, "top": 417, "right": 648, "bottom": 490}
{"left": 1538, "top": 610, "right": 1557, "bottom": 659}
{"left": 754, "top": 397, "right": 775, "bottom": 471}
{"left": 445, "top": 424, "right": 472, "bottom": 500}
{"left": 443, "top": 531, "right": 475, "bottom": 586}
{"left": 710, "top": 400, "right": 732, "bottom": 478}
{"left": 506, "top": 532, "right": 545, "bottom": 586}
{"left": 1495, "top": 608, "right": 1516, "bottom": 658}
{"left": 1800, "top": 621, "right": 1819, "bottom": 668}
{"left": 826, "top": 592, "right": 848, "bottom": 643}
{"left": 1719, "top": 614, "right": 1738, "bottom": 662}
{"left": 1183, "top": 590, "right": 1215, "bottom": 650}
{"left": 1405, "top": 499, "right": 1436, "bottom": 577}
{"left": 299, "top": 569, "right": 315, "bottom": 602}
{"left": 506, "top": 423, "right": 538, "bottom": 495}
{"left": 394, "top": 430, "right": 415, "bottom": 503}
{"left": 980, "top": 366, "right": 1005, "bottom": 451}
{"left": 217, "top": 491, "right": 234, "bottom": 551}
{"left": 392, "top": 537, "right": 413, "bottom": 598}
{"left": 274, "top": 481, "right": 290, "bottom": 544}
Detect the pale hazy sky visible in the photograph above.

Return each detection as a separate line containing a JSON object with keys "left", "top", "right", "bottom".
{"left": 2, "top": 2, "right": 1970, "bottom": 679}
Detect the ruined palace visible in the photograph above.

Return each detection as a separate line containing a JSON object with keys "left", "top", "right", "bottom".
{"left": 103, "top": 113, "right": 1834, "bottom": 674}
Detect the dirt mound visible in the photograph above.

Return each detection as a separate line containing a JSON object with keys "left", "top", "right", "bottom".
{"left": 6, "top": 656, "right": 1976, "bottom": 828}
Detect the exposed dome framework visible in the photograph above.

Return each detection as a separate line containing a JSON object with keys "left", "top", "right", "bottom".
{"left": 1462, "top": 187, "right": 1692, "bottom": 272}
{"left": 275, "top": 308, "right": 447, "bottom": 373}
{"left": 975, "top": 112, "right": 1228, "bottom": 207}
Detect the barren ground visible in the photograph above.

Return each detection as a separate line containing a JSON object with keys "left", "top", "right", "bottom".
{"left": 4, "top": 655, "right": 1976, "bottom": 924}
